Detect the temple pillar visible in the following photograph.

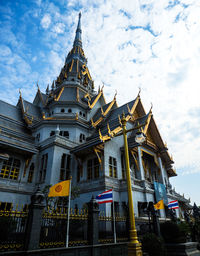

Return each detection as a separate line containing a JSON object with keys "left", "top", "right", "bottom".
{"left": 138, "top": 147, "right": 145, "bottom": 180}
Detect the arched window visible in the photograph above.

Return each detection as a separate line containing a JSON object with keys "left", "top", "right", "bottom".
{"left": 61, "top": 108, "right": 65, "bottom": 113}
{"left": 79, "top": 111, "right": 82, "bottom": 116}
{"left": 68, "top": 109, "right": 72, "bottom": 113}
{"left": 28, "top": 163, "right": 34, "bottom": 183}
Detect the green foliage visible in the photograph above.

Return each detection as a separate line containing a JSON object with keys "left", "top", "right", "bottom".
{"left": 160, "top": 221, "right": 191, "bottom": 243}
{"left": 71, "top": 186, "right": 80, "bottom": 200}
{"left": 142, "top": 233, "right": 166, "bottom": 256}
{"left": 178, "top": 222, "right": 191, "bottom": 241}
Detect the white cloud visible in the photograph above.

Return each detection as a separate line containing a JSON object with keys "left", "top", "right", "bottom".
{"left": 52, "top": 23, "right": 65, "bottom": 34}
{"left": 0, "top": 45, "right": 12, "bottom": 56}
{"left": 41, "top": 14, "right": 51, "bottom": 29}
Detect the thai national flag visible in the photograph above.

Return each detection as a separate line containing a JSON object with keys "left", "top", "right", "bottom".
{"left": 168, "top": 200, "right": 179, "bottom": 209}
{"left": 96, "top": 189, "right": 113, "bottom": 204}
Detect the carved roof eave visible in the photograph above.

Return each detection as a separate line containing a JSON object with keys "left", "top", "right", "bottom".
{"left": 97, "top": 95, "right": 143, "bottom": 143}
{"left": 91, "top": 96, "right": 117, "bottom": 128}
{"left": 144, "top": 115, "right": 175, "bottom": 169}
{"left": 71, "top": 138, "right": 102, "bottom": 155}
{"left": 19, "top": 95, "right": 34, "bottom": 126}
{"left": 85, "top": 86, "right": 106, "bottom": 110}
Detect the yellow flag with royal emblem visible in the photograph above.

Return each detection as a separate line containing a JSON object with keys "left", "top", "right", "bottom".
{"left": 154, "top": 199, "right": 164, "bottom": 210}
{"left": 48, "top": 180, "right": 70, "bottom": 197}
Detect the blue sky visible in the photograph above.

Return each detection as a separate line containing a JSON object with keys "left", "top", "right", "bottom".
{"left": 0, "top": 0, "right": 200, "bottom": 205}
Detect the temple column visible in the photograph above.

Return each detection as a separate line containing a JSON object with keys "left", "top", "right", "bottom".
{"left": 138, "top": 147, "right": 145, "bottom": 180}
{"left": 158, "top": 156, "right": 165, "bottom": 184}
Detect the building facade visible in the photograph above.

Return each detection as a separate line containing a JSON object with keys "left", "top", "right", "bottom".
{"left": 0, "top": 13, "right": 190, "bottom": 221}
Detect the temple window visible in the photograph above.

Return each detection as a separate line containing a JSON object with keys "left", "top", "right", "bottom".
{"left": 142, "top": 152, "right": 157, "bottom": 183}
{"left": 39, "top": 153, "right": 48, "bottom": 183}
{"left": 59, "top": 131, "right": 69, "bottom": 139}
{"left": 60, "top": 154, "right": 71, "bottom": 181}
{"left": 121, "top": 155, "right": 126, "bottom": 179}
{"left": 79, "top": 111, "right": 82, "bottom": 116}
{"left": 79, "top": 133, "right": 85, "bottom": 142}
{"left": 50, "top": 131, "right": 55, "bottom": 136}
{"left": 27, "top": 163, "right": 34, "bottom": 183}
{"left": 83, "top": 113, "right": 86, "bottom": 117}
{"left": 61, "top": 108, "right": 65, "bottom": 113}
{"left": 87, "top": 157, "right": 99, "bottom": 180}
{"left": 68, "top": 109, "right": 72, "bottom": 113}
{"left": 36, "top": 133, "right": 40, "bottom": 141}
{"left": 0, "top": 157, "right": 21, "bottom": 180}
{"left": 109, "top": 157, "right": 117, "bottom": 178}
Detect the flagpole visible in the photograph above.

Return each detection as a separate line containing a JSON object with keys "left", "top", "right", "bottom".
{"left": 66, "top": 178, "right": 72, "bottom": 248}
{"left": 112, "top": 188, "right": 117, "bottom": 244}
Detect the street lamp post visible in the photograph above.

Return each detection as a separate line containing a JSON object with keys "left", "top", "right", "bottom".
{"left": 121, "top": 113, "right": 144, "bottom": 256}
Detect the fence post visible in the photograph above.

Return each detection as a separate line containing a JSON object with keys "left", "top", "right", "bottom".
{"left": 88, "top": 196, "right": 100, "bottom": 245}
{"left": 25, "top": 187, "right": 45, "bottom": 250}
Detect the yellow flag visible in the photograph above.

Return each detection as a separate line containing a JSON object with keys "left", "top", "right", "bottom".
{"left": 154, "top": 199, "right": 164, "bottom": 210}
{"left": 48, "top": 180, "right": 70, "bottom": 197}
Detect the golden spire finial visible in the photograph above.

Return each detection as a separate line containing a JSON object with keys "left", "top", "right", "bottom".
{"left": 101, "top": 82, "right": 104, "bottom": 91}
{"left": 150, "top": 102, "right": 153, "bottom": 113}
{"left": 37, "top": 81, "right": 40, "bottom": 91}
{"left": 19, "top": 89, "right": 22, "bottom": 98}
{"left": 138, "top": 87, "right": 141, "bottom": 97}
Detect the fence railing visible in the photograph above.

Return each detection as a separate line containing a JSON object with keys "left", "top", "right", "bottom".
{"left": 0, "top": 205, "right": 129, "bottom": 252}
{"left": 0, "top": 206, "right": 28, "bottom": 252}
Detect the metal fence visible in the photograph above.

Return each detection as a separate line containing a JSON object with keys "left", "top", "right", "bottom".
{"left": 39, "top": 208, "right": 89, "bottom": 249}
{"left": 0, "top": 205, "right": 129, "bottom": 252}
{"left": 0, "top": 206, "right": 28, "bottom": 252}
{"left": 99, "top": 212, "right": 129, "bottom": 244}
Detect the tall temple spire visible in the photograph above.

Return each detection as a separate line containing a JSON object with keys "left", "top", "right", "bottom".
{"left": 73, "top": 12, "right": 82, "bottom": 47}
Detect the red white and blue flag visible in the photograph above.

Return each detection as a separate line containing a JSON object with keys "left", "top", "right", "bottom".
{"left": 168, "top": 200, "right": 179, "bottom": 209}
{"left": 96, "top": 189, "right": 113, "bottom": 204}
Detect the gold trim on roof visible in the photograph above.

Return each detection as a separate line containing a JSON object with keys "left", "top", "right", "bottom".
{"left": 99, "top": 129, "right": 111, "bottom": 142}
{"left": 107, "top": 123, "right": 122, "bottom": 137}
{"left": 93, "top": 146, "right": 102, "bottom": 165}
{"left": 102, "top": 95, "right": 116, "bottom": 117}
{"left": 19, "top": 91, "right": 33, "bottom": 125}
{"left": 143, "top": 110, "right": 152, "bottom": 135}
{"left": 130, "top": 150, "right": 139, "bottom": 170}
{"left": 54, "top": 87, "right": 64, "bottom": 101}
{"left": 76, "top": 59, "right": 79, "bottom": 72}
{"left": 88, "top": 87, "right": 103, "bottom": 109}
{"left": 81, "top": 64, "right": 92, "bottom": 80}
{"left": 69, "top": 59, "right": 74, "bottom": 72}
{"left": 84, "top": 92, "right": 91, "bottom": 101}
{"left": 91, "top": 117, "right": 103, "bottom": 128}
{"left": 141, "top": 148, "right": 159, "bottom": 168}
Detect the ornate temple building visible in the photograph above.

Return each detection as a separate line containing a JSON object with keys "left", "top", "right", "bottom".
{"left": 0, "top": 13, "right": 190, "bottom": 221}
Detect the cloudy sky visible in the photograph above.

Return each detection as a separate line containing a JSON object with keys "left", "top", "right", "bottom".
{"left": 0, "top": 0, "right": 200, "bottom": 205}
